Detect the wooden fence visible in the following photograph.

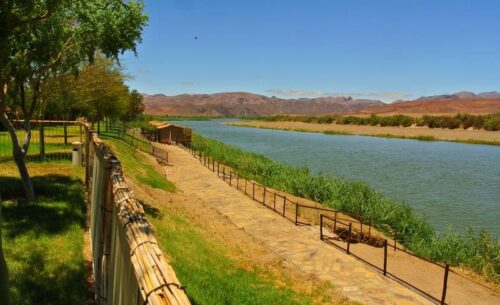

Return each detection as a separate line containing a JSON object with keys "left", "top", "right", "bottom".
{"left": 85, "top": 124, "right": 190, "bottom": 305}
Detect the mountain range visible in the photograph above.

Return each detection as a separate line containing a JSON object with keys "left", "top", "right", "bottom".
{"left": 143, "top": 91, "right": 500, "bottom": 117}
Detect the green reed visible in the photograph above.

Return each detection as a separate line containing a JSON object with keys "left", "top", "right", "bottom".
{"left": 191, "top": 133, "right": 499, "bottom": 283}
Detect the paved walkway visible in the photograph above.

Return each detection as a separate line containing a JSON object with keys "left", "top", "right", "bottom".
{"left": 161, "top": 145, "right": 436, "bottom": 305}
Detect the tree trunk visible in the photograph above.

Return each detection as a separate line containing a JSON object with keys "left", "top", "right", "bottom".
{"left": 0, "top": 114, "right": 36, "bottom": 201}
{"left": 0, "top": 198, "right": 11, "bottom": 305}
{"left": 13, "top": 151, "right": 35, "bottom": 201}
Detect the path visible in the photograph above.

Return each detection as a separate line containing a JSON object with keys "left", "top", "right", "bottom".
{"left": 161, "top": 145, "right": 499, "bottom": 305}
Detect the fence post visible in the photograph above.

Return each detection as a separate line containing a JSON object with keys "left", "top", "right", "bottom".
{"left": 236, "top": 173, "right": 240, "bottom": 190}
{"left": 320, "top": 215, "right": 323, "bottom": 240}
{"left": 244, "top": 178, "right": 247, "bottom": 195}
{"left": 441, "top": 264, "right": 450, "bottom": 305}
{"left": 229, "top": 171, "right": 232, "bottom": 186}
{"left": 262, "top": 187, "right": 266, "bottom": 205}
{"left": 217, "top": 162, "right": 220, "bottom": 176}
{"left": 252, "top": 182, "right": 255, "bottom": 200}
{"left": 223, "top": 167, "right": 226, "bottom": 181}
{"left": 346, "top": 223, "right": 352, "bottom": 254}
{"left": 333, "top": 217, "right": 337, "bottom": 234}
{"left": 212, "top": 159, "right": 215, "bottom": 172}
{"left": 282, "top": 196, "right": 286, "bottom": 217}
{"left": 368, "top": 220, "right": 371, "bottom": 237}
{"left": 295, "top": 204, "right": 299, "bottom": 225}
{"left": 273, "top": 192, "right": 277, "bottom": 211}
{"left": 63, "top": 122, "right": 68, "bottom": 145}
{"left": 383, "top": 240, "right": 388, "bottom": 276}
{"left": 39, "top": 121, "right": 45, "bottom": 158}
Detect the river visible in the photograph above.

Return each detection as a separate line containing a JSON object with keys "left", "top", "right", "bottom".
{"left": 178, "top": 119, "right": 500, "bottom": 237}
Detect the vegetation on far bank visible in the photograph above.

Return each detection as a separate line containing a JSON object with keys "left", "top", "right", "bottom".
{"left": 0, "top": 161, "right": 86, "bottom": 305}
{"left": 191, "top": 134, "right": 500, "bottom": 283}
{"left": 258, "top": 113, "right": 500, "bottom": 131}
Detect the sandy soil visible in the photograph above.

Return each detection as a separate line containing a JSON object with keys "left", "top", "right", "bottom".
{"left": 164, "top": 145, "right": 500, "bottom": 305}
{"left": 231, "top": 121, "right": 500, "bottom": 144}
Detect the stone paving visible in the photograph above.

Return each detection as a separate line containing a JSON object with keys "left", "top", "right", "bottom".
{"left": 162, "top": 145, "right": 436, "bottom": 305}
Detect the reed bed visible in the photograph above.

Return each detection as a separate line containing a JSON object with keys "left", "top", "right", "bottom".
{"left": 191, "top": 134, "right": 500, "bottom": 283}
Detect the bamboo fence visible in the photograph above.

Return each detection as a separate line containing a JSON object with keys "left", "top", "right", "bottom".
{"left": 85, "top": 124, "right": 190, "bottom": 305}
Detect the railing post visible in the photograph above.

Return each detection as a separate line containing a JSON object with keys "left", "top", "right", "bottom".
{"left": 39, "top": 121, "right": 45, "bottom": 158}
{"left": 273, "top": 192, "right": 277, "bottom": 211}
{"left": 217, "top": 162, "right": 220, "bottom": 176}
{"left": 223, "top": 167, "right": 226, "bottom": 181}
{"left": 282, "top": 196, "right": 286, "bottom": 217}
{"left": 244, "top": 178, "right": 247, "bottom": 195}
{"left": 236, "top": 173, "right": 240, "bottom": 190}
{"left": 252, "top": 182, "right": 255, "bottom": 200}
{"left": 441, "top": 264, "right": 450, "bottom": 305}
{"left": 383, "top": 240, "right": 388, "bottom": 276}
{"left": 346, "top": 223, "right": 352, "bottom": 254}
{"left": 333, "top": 217, "right": 337, "bottom": 234}
{"left": 320, "top": 215, "right": 323, "bottom": 240}
{"left": 262, "top": 187, "right": 266, "bottom": 205}
{"left": 295, "top": 204, "right": 299, "bottom": 225}
{"left": 63, "top": 122, "right": 68, "bottom": 145}
{"left": 212, "top": 159, "right": 215, "bottom": 172}
{"left": 229, "top": 171, "right": 232, "bottom": 186}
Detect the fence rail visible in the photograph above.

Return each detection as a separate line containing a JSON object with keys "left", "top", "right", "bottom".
{"left": 85, "top": 123, "right": 190, "bottom": 305}
{"left": 178, "top": 142, "right": 500, "bottom": 305}
{"left": 0, "top": 120, "right": 84, "bottom": 162}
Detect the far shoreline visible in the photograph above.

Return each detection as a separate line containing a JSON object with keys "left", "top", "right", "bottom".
{"left": 228, "top": 121, "right": 500, "bottom": 146}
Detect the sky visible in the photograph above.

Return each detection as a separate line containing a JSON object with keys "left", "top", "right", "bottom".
{"left": 120, "top": 0, "right": 500, "bottom": 103}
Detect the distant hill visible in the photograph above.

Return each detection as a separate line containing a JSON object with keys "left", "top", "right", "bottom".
{"left": 355, "top": 91, "right": 500, "bottom": 116}
{"left": 143, "top": 92, "right": 384, "bottom": 117}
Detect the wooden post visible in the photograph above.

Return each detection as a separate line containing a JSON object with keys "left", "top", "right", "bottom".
{"left": 212, "top": 159, "right": 215, "bottom": 172}
{"left": 273, "top": 192, "right": 277, "bottom": 211}
{"left": 333, "top": 217, "right": 337, "bottom": 234}
{"left": 262, "top": 187, "right": 266, "bottom": 205}
{"left": 39, "top": 122, "right": 45, "bottom": 158}
{"left": 252, "top": 182, "right": 255, "bottom": 200}
{"left": 441, "top": 264, "right": 450, "bottom": 305}
{"left": 236, "top": 173, "right": 240, "bottom": 190}
{"left": 383, "top": 240, "right": 388, "bottom": 276}
{"left": 368, "top": 221, "right": 371, "bottom": 237}
{"left": 320, "top": 215, "right": 323, "bottom": 240}
{"left": 80, "top": 125, "right": 83, "bottom": 143}
{"left": 217, "top": 162, "right": 220, "bottom": 176}
{"left": 346, "top": 223, "right": 352, "bottom": 254}
{"left": 244, "top": 178, "right": 247, "bottom": 195}
{"left": 229, "top": 171, "right": 232, "bottom": 186}
{"left": 63, "top": 122, "right": 68, "bottom": 145}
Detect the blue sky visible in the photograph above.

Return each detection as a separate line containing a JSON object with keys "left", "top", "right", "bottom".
{"left": 121, "top": 0, "right": 500, "bottom": 102}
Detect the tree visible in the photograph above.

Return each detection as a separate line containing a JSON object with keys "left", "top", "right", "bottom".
{"left": 0, "top": 1, "right": 148, "bottom": 201}
{"left": 121, "top": 89, "right": 145, "bottom": 122}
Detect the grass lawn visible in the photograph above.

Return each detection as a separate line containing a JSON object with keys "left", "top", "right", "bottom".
{"left": 103, "top": 136, "right": 347, "bottom": 305}
{"left": 0, "top": 160, "right": 86, "bottom": 305}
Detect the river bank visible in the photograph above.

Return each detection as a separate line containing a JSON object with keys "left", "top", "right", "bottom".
{"left": 229, "top": 121, "right": 500, "bottom": 145}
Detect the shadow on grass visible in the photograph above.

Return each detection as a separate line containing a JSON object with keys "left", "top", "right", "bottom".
{"left": 8, "top": 240, "right": 87, "bottom": 305}
{"left": 0, "top": 174, "right": 85, "bottom": 238}
{"left": 139, "top": 199, "right": 163, "bottom": 220}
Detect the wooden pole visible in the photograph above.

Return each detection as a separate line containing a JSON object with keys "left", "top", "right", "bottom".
{"left": 39, "top": 122, "right": 45, "bottom": 158}
{"left": 295, "top": 204, "right": 299, "bottom": 225}
{"left": 63, "top": 122, "right": 68, "bottom": 145}
{"left": 320, "top": 215, "right": 323, "bottom": 240}
{"left": 282, "top": 196, "right": 286, "bottom": 217}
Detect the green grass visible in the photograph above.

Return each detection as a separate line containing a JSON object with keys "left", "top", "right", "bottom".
{"left": 112, "top": 151, "right": 345, "bottom": 305}
{"left": 0, "top": 125, "right": 83, "bottom": 159}
{"left": 191, "top": 133, "right": 500, "bottom": 283}
{"left": 99, "top": 133, "right": 176, "bottom": 192}
{"left": 148, "top": 206, "right": 339, "bottom": 305}
{"left": 0, "top": 161, "right": 86, "bottom": 305}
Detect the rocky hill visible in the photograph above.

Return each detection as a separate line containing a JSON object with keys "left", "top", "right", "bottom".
{"left": 143, "top": 92, "right": 384, "bottom": 117}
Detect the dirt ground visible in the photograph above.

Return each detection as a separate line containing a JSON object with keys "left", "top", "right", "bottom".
{"left": 231, "top": 121, "right": 500, "bottom": 144}
{"left": 158, "top": 144, "right": 500, "bottom": 305}
{"left": 122, "top": 152, "right": 351, "bottom": 305}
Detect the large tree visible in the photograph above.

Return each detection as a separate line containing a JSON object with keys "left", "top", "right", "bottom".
{"left": 0, "top": 0, "right": 148, "bottom": 201}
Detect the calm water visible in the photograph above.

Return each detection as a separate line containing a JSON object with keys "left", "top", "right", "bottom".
{"left": 180, "top": 119, "right": 500, "bottom": 237}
